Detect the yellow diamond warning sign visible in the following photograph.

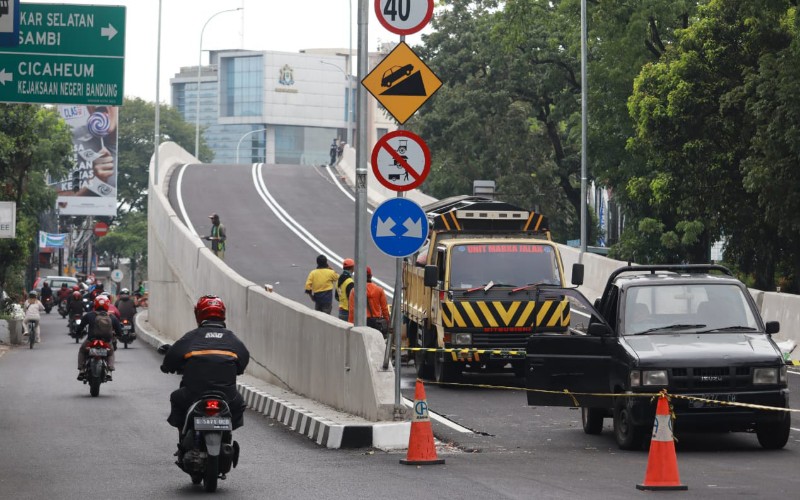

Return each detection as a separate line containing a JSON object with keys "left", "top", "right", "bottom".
{"left": 362, "top": 41, "right": 442, "bottom": 124}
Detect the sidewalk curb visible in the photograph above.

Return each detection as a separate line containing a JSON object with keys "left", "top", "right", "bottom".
{"left": 134, "top": 311, "right": 410, "bottom": 450}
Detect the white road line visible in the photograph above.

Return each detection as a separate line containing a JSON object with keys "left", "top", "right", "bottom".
{"left": 251, "top": 164, "right": 395, "bottom": 297}
{"left": 402, "top": 397, "right": 474, "bottom": 434}
{"left": 323, "top": 165, "right": 374, "bottom": 215}
{"left": 175, "top": 163, "right": 199, "bottom": 237}
{"left": 788, "top": 370, "right": 800, "bottom": 376}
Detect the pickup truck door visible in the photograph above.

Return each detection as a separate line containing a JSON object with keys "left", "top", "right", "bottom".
{"left": 525, "top": 288, "right": 617, "bottom": 408}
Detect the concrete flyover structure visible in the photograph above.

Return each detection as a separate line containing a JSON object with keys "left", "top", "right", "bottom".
{"left": 147, "top": 142, "right": 395, "bottom": 424}
{"left": 146, "top": 142, "right": 800, "bottom": 444}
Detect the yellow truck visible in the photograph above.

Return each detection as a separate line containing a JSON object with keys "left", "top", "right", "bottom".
{"left": 402, "top": 196, "right": 584, "bottom": 382}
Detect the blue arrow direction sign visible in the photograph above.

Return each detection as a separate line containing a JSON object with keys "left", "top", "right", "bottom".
{"left": 371, "top": 198, "right": 429, "bottom": 258}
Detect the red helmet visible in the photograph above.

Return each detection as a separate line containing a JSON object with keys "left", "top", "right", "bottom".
{"left": 72, "top": 285, "right": 80, "bottom": 292}
{"left": 72, "top": 291, "right": 82, "bottom": 300}
{"left": 93, "top": 296, "right": 109, "bottom": 311}
{"left": 342, "top": 258, "right": 355, "bottom": 269}
{"left": 195, "top": 295, "right": 226, "bottom": 324}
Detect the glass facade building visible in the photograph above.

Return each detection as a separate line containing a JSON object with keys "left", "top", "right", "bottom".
{"left": 170, "top": 49, "right": 353, "bottom": 165}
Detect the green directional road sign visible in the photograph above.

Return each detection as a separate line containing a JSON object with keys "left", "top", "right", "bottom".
{"left": 0, "top": 3, "right": 125, "bottom": 105}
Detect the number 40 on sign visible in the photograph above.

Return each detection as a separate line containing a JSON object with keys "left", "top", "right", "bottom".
{"left": 375, "top": 0, "right": 434, "bottom": 36}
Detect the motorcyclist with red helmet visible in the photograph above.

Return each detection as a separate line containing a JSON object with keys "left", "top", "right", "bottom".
{"left": 160, "top": 295, "right": 250, "bottom": 436}
{"left": 75, "top": 295, "right": 121, "bottom": 380}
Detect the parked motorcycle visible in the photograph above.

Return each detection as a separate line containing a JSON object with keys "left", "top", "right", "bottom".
{"left": 42, "top": 295, "right": 53, "bottom": 314}
{"left": 68, "top": 314, "right": 83, "bottom": 343}
{"left": 58, "top": 299, "right": 68, "bottom": 318}
{"left": 118, "top": 318, "right": 136, "bottom": 348}
{"left": 158, "top": 344, "right": 240, "bottom": 492}
{"left": 81, "top": 339, "right": 112, "bottom": 397}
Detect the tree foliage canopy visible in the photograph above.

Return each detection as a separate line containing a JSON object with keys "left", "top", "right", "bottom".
{"left": 407, "top": 0, "right": 800, "bottom": 290}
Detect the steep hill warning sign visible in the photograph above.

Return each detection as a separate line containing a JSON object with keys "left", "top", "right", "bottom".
{"left": 362, "top": 41, "right": 442, "bottom": 124}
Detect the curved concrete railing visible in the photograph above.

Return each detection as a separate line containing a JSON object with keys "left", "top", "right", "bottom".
{"left": 147, "top": 142, "right": 395, "bottom": 421}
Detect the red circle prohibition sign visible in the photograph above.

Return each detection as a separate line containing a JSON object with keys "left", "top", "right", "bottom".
{"left": 371, "top": 130, "right": 431, "bottom": 192}
{"left": 374, "top": 0, "right": 434, "bottom": 36}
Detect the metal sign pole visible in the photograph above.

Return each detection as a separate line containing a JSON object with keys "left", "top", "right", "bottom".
{"left": 354, "top": 0, "right": 369, "bottom": 328}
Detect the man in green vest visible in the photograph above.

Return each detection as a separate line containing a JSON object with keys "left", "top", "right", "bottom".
{"left": 205, "top": 213, "right": 227, "bottom": 260}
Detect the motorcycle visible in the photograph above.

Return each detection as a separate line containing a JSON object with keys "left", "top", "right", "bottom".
{"left": 42, "top": 295, "right": 53, "bottom": 314}
{"left": 58, "top": 299, "right": 68, "bottom": 318}
{"left": 158, "top": 344, "right": 240, "bottom": 492}
{"left": 81, "top": 339, "right": 112, "bottom": 397}
{"left": 118, "top": 318, "right": 136, "bottom": 348}
{"left": 68, "top": 314, "right": 83, "bottom": 343}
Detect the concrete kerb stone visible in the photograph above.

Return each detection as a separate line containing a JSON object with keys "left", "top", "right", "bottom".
{"left": 133, "top": 310, "right": 408, "bottom": 450}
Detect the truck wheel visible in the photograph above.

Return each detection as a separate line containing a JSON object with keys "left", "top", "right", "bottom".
{"left": 582, "top": 407, "right": 605, "bottom": 435}
{"left": 756, "top": 412, "right": 790, "bottom": 449}
{"left": 613, "top": 399, "right": 646, "bottom": 450}
{"left": 434, "top": 354, "right": 461, "bottom": 384}
{"left": 415, "top": 351, "right": 434, "bottom": 380}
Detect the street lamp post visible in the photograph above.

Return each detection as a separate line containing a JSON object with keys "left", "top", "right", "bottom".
{"left": 195, "top": 8, "right": 242, "bottom": 160}
{"left": 235, "top": 128, "right": 267, "bottom": 164}
{"left": 320, "top": 60, "right": 353, "bottom": 147}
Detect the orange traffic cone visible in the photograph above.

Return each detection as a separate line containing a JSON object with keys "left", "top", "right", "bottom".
{"left": 400, "top": 379, "right": 445, "bottom": 465}
{"left": 636, "top": 393, "right": 688, "bottom": 491}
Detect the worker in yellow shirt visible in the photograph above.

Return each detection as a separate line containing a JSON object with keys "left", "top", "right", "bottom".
{"left": 304, "top": 255, "right": 339, "bottom": 314}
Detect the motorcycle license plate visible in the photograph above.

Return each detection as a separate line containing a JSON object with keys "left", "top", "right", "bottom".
{"left": 122, "top": 326, "right": 132, "bottom": 332}
{"left": 194, "top": 417, "right": 232, "bottom": 431}
{"left": 88, "top": 348, "right": 108, "bottom": 357}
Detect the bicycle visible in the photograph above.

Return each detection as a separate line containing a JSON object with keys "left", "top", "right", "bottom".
{"left": 27, "top": 319, "right": 37, "bottom": 349}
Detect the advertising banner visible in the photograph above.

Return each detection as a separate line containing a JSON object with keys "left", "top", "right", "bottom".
{"left": 0, "top": 201, "right": 16, "bottom": 238}
{"left": 51, "top": 105, "right": 118, "bottom": 216}
{"left": 38, "top": 231, "right": 66, "bottom": 248}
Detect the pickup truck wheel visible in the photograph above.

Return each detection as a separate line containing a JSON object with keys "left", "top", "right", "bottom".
{"left": 756, "top": 412, "right": 790, "bottom": 449}
{"left": 434, "top": 354, "right": 461, "bottom": 383}
{"left": 582, "top": 407, "right": 605, "bottom": 435}
{"left": 613, "top": 400, "right": 646, "bottom": 450}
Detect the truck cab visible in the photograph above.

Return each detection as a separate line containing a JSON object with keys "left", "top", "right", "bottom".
{"left": 402, "top": 196, "right": 583, "bottom": 383}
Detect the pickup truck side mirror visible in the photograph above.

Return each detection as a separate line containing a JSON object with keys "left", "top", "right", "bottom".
{"left": 765, "top": 321, "right": 780, "bottom": 335}
{"left": 587, "top": 322, "right": 613, "bottom": 337}
{"left": 423, "top": 265, "right": 438, "bottom": 288}
{"left": 571, "top": 263, "right": 584, "bottom": 286}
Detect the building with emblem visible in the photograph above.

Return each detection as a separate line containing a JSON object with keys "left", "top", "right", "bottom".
{"left": 170, "top": 48, "right": 396, "bottom": 165}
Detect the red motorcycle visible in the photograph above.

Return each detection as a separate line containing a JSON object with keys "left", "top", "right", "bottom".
{"left": 82, "top": 339, "right": 113, "bottom": 397}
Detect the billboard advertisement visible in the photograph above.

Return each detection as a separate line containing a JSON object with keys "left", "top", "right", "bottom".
{"left": 52, "top": 105, "right": 118, "bottom": 216}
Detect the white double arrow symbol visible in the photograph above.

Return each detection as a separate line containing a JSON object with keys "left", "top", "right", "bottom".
{"left": 376, "top": 216, "right": 423, "bottom": 238}
{"left": 0, "top": 69, "right": 13, "bottom": 86}
{"left": 100, "top": 24, "right": 118, "bottom": 41}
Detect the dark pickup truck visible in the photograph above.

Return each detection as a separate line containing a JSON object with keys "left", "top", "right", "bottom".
{"left": 524, "top": 265, "right": 790, "bottom": 450}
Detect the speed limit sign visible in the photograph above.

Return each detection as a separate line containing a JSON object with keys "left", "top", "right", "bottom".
{"left": 375, "top": 0, "right": 434, "bottom": 36}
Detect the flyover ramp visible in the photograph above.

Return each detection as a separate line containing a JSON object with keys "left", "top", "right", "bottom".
{"left": 147, "top": 142, "right": 395, "bottom": 423}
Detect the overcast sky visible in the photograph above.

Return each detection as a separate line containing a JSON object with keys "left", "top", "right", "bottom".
{"left": 21, "top": 0, "right": 428, "bottom": 103}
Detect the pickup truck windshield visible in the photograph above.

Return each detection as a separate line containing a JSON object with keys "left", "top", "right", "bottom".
{"left": 623, "top": 283, "right": 759, "bottom": 335}
{"left": 449, "top": 243, "right": 561, "bottom": 289}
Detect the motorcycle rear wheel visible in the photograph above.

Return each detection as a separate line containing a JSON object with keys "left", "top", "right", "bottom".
{"left": 203, "top": 456, "right": 219, "bottom": 492}
{"left": 89, "top": 376, "right": 101, "bottom": 397}
{"left": 190, "top": 474, "right": 202, "bottom": 485}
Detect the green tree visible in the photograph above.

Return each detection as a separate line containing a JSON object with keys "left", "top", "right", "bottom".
{"left": 626, "top": 0, "right": 796, "bottom": 289}
{"left": 117, "top": 97, "right": 212, "bottom": 212}
{"left": 0, "top": 104, "right": 72, "bottom": 292}
{"left": 93, "top": 211, "right": 148, "bottom": 288}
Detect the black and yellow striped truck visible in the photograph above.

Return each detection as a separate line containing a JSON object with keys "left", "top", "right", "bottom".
{"left": 403, "top": 196, "right": 584, "bottom": 383}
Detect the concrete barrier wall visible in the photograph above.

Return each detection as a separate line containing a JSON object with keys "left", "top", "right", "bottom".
{"left": 147, "top": 143, "right": 395, "bottom": 421}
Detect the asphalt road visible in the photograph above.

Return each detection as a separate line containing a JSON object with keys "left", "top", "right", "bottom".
{"left": 3, "top": 316, "right": 800, "bottom": 499}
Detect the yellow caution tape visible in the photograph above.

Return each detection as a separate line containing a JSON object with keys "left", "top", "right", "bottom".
{"left": 420, "top": 381, "right": 799, "bottom": 413}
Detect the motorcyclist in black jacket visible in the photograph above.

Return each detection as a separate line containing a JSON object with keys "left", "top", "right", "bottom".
{"left": 160, "top": 295, "right": 250, "bottom": 433}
